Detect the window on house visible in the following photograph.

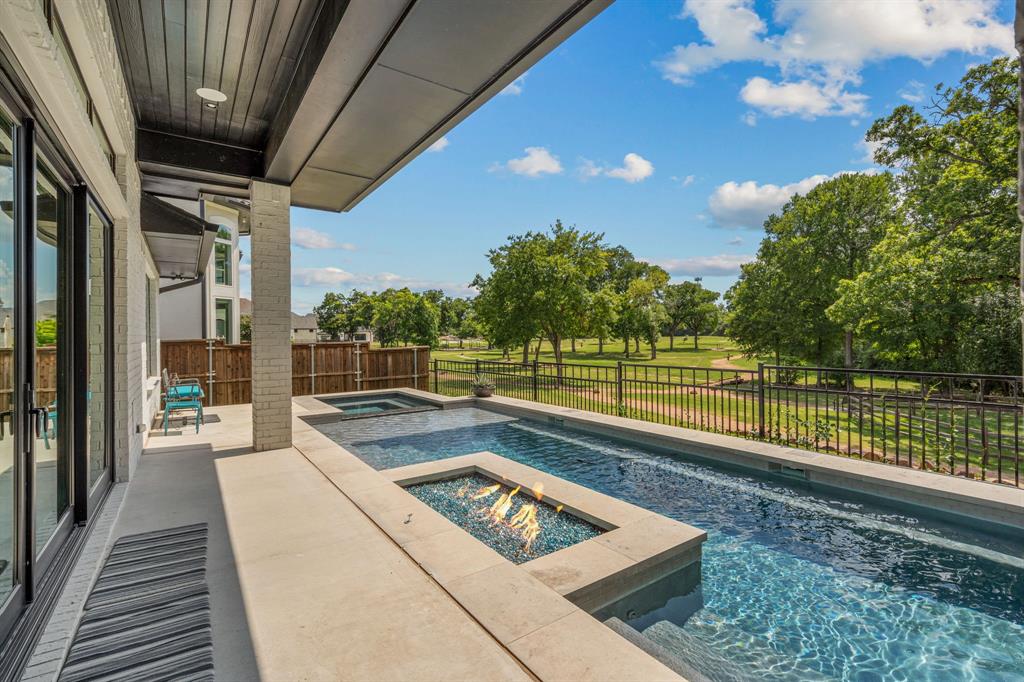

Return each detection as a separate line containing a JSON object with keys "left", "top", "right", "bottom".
{"left": 214, "top": 242, "right": 232, "bottom": 285}
{"left": 215, "top": 299, "right": 232, "bottom": 343}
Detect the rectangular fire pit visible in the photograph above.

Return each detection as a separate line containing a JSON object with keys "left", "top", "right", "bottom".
{"left": 406, "top": 473, "right": 604, "bottom": 564}
{"left": 384, "top": 452, "right": 707, "bottom": 617}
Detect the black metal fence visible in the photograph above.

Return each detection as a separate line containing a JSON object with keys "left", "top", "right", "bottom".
{"left": 431, "top": 359, "right": 1023, "bottom": 488}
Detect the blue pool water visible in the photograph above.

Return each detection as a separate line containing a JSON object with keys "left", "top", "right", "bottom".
{"left": 315, "top": 409, "right": 1024, "bottom": 681}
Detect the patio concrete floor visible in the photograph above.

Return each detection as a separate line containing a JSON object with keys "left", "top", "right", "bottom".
{"left": 127, "top": 403, "right": 536, "bottom": 681}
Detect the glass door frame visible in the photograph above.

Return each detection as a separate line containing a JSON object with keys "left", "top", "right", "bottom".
{"left": 0, "top": 64, "right": 115, "bottom": 646}
{"left": 72, "top": 189, "right": 114, "bottom": 521}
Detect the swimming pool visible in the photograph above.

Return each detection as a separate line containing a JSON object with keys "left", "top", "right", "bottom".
{"left": 314, "top": 408, "right": 1024, "bottom": 681}
{"left": 313, "top": 392, "right": 438, "bottom": 418}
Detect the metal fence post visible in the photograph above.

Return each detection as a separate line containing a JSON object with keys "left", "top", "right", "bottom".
{"left": 757, "top": 362, "right": 766, "bottom": 438}
{"left": 309, "top": 343, "right": 316, "bottom": 395}
{"left": 355, "top": 343, "right": 362, "bottom": 391}
{"left": 475, "top": 359, "right": 481, "bottom": 377}
{"left": 532, "top": 359, "right": 539, "bottom": 401}
{"left": 616, "top": 361, "right": 623, "bottom": 407}
{"left": 432, "top": 359, "right": 438, "bottom": 393}
{"left": 413, "top": 348, "right": 418, "bottom": 390}
{"left": 206, "top": 338, "right": 215, "bottom": 406}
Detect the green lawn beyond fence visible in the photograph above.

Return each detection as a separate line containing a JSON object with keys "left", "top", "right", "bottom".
{"left": 430, "top": 358, "right": 1023, "bottom": 488}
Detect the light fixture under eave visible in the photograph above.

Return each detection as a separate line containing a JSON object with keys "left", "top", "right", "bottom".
{"left": 196, "top": 87, "right": 227, "bottom": 103}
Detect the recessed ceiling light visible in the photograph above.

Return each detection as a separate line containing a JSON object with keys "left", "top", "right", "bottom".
{"left": 195, "top": 87, "right": 227, "bottom": 103}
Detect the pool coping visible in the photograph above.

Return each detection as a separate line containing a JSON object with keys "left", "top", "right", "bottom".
{"left": 290, "top": 403, "right": 688, "bottom": 682}
{"left": 382, "top": 452, "right": 707, "bottom": 614}
{"left": 364, "top": 388, "right": 1023, "bottom": 532}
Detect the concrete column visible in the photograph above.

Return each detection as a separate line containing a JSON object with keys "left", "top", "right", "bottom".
{"left": 249, "top": 180, "right": 292, "bottom": 451}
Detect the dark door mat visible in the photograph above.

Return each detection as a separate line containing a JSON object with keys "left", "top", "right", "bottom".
{"left": 58, "top": 524, "right": 213, "bottom": 682}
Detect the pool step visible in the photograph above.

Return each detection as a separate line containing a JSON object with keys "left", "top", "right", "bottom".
{"left": 639, "top": 616, "right": 831, "bottom": 681}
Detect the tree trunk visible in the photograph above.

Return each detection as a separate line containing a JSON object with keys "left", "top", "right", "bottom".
{"left": 624, "top": 338, "right": 629, "bottom": 358}
{"left": 651, "top": 342, "right": 657, "bottom": 360}
{"left": 634, "top": 338, "right": 640, "bottom": 353}
{"left": 843, "top": 330, "right": 854, "bottom": 368}
{"left": 693, "top": 333, "right": 699, "bottom": 350}
{"left": 669, "top": 333, "right": 674, "bottom": 350}
{"left": 535, "top": 337, "right": 543, "bottom": 361}
{"left": 459, "top": 338, "right": 464, "bottom": 349}
{"left": 598, "top": 337, "right": 604, "bottom": 354}
{"left": 571, "top": 337, "right": 576, "bottom": 353}
{"left": 522, "top": 341, "right": 529, "bottom": 364}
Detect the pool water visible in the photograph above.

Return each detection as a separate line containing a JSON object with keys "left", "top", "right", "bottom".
{"left": 317, "top": 394, "right": 434, "bottom": 416}
{"left": 315, "top": 409, "right": 1024, "bottom": 681}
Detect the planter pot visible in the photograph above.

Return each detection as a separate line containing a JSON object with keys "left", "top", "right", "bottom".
{"left": 473, "top": 387, "right": 494, "bottom": 398}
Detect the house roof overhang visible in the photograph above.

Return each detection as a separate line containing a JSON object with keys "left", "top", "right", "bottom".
{"left": 140, "top": 192, "right": 219, "bottom": 279}
{"left": 109, "top": 0, "right": 611, "bottom": 211}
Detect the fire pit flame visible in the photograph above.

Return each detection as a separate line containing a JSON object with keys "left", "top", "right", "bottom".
{"left": 469, "top": 483, "right": 500, "bottom": 500}
{"left": 486, "top": 485, "right": 521, "bottom": 524}
{"left": 508, "top": 503, "right": 541, "bottom": 551}
{"left": 531, "top": 482, "right": 544, "bottom": 502}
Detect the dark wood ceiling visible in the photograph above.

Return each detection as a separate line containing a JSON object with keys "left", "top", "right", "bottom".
{"left": 108, "top": 0, "right": 322, "bottom": 149}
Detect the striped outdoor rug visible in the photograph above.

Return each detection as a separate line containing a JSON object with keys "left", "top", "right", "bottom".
{"left": 58, "top": 524, "right": 213, "bottom": 682}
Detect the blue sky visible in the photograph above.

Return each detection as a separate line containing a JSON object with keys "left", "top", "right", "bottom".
{"left": 239, "top": 0, "right": 1015, "bottom": 313}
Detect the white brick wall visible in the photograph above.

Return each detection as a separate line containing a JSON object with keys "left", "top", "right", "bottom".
{"left": 249, "top": 181, "right": 293, "bottom": 451}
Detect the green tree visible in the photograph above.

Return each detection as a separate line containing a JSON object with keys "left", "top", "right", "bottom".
{"left": 473, "top": 221, "right": 607, "bottom": 365}
{"left": 239, "top": 314, "right": 252, "bottom": 342}
{"left": 313, "top": 292, "right": 347, "bottom": 340}
{"left": 726, "top": 172, "right": 896, "bottom": 367}
{"left": 725, "top": 251, "right": 791, "bottom": 364}
{"left": 406, "top": 294, "right": 440, "bottom": 347}
{"left": 35, "top": 318, "right": 56, "bottom": 346}
{"left": 829, "top": 57, "right": 1019, "bottom": 372}
{"left": 585, "top": 286, "right": 619, "bottom": 354}
{"left": 616, "top": 267, "right": 668, "bottom": 359}
{"left": 666, "top": 281, "right": 720, "bottom": 350}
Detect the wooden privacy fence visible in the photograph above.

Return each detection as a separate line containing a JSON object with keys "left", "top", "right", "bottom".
{"left": 160, "top": 340, "right": 430, "bottom": 407}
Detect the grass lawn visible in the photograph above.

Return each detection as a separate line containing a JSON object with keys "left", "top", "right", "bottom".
{"left": 432, "top": 335, "right": 765, "bottom": 370}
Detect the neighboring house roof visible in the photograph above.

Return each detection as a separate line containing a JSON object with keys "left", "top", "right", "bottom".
{"left": 241, "top": 298, "right": 316, "bottom": 331}
{"left": 291, "top": 313, "right": 318, "bottom": 331}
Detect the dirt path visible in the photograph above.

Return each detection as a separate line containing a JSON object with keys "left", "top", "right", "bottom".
{"left": 711, "top": 357, "right": 744, "bottom": 371}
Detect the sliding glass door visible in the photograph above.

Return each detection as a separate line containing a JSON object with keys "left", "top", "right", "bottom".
{"left": 0, "top": 93, "right": 113, "bottom": 644}
{"left": 32, "top": 162, "right": 68, "bottom": 564}
{"left": 0, "top": 106, "right": 17, "bottom": 615}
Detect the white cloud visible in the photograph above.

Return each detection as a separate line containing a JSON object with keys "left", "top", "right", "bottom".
{"left": 577, "top": 153, "right": 654, "bottom": 183}
{"left": 501, "top": 147, "right": 563, "bottom": 177}
{"left": 708, "top": 170, "right": 864, "bottom": 229}
{"left": 291, "top": 227, "right": 356, "bottom": 251}
{"left": 681, "top": 174, "right": 695, "bottom": 186}
{"left": 647, "top": 254, "right": 754, "bottom": 277}
{"left": 605, "top": 153, "right": 654, "bottom": 183}
{"left": 740, "top": 77, "right": 868, "bottom": 118}
{"left": 856, "top": 137, "right": 885, "bottom": 164}
{"left": 292, "top": 267, "right": 476, "bottom": 297}
{"left": 727, "top": 236, "right": 743, "bottom": 246}
{"left": 427, "top": 136, "right": 450, "bottom": 152}
{"left": 501, "top": 73, "right": 527, "bottom": 96}
{"left": 741, "top": 111, "right": 758, "bottom": 126}
{"left": 656, "top": 0, "right": 1011, "bottom": 119}
{"left": 899, "top": 80, "right": 926, "bottom": 103}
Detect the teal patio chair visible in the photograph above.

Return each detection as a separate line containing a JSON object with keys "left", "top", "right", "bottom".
{"left": 161, "top": 369, "right": 205, "bottom": 434}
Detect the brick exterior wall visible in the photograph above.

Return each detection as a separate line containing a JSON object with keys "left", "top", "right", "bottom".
{"left": 249, "top": 181, "right": 293, "bottom": 451}
{"left": 1, "top": 0, "right": 160, "bottom": 482}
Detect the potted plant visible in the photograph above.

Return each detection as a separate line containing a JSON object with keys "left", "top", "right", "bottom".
{"left": 471, "top": 374, "right": 495, "bottom": 398}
